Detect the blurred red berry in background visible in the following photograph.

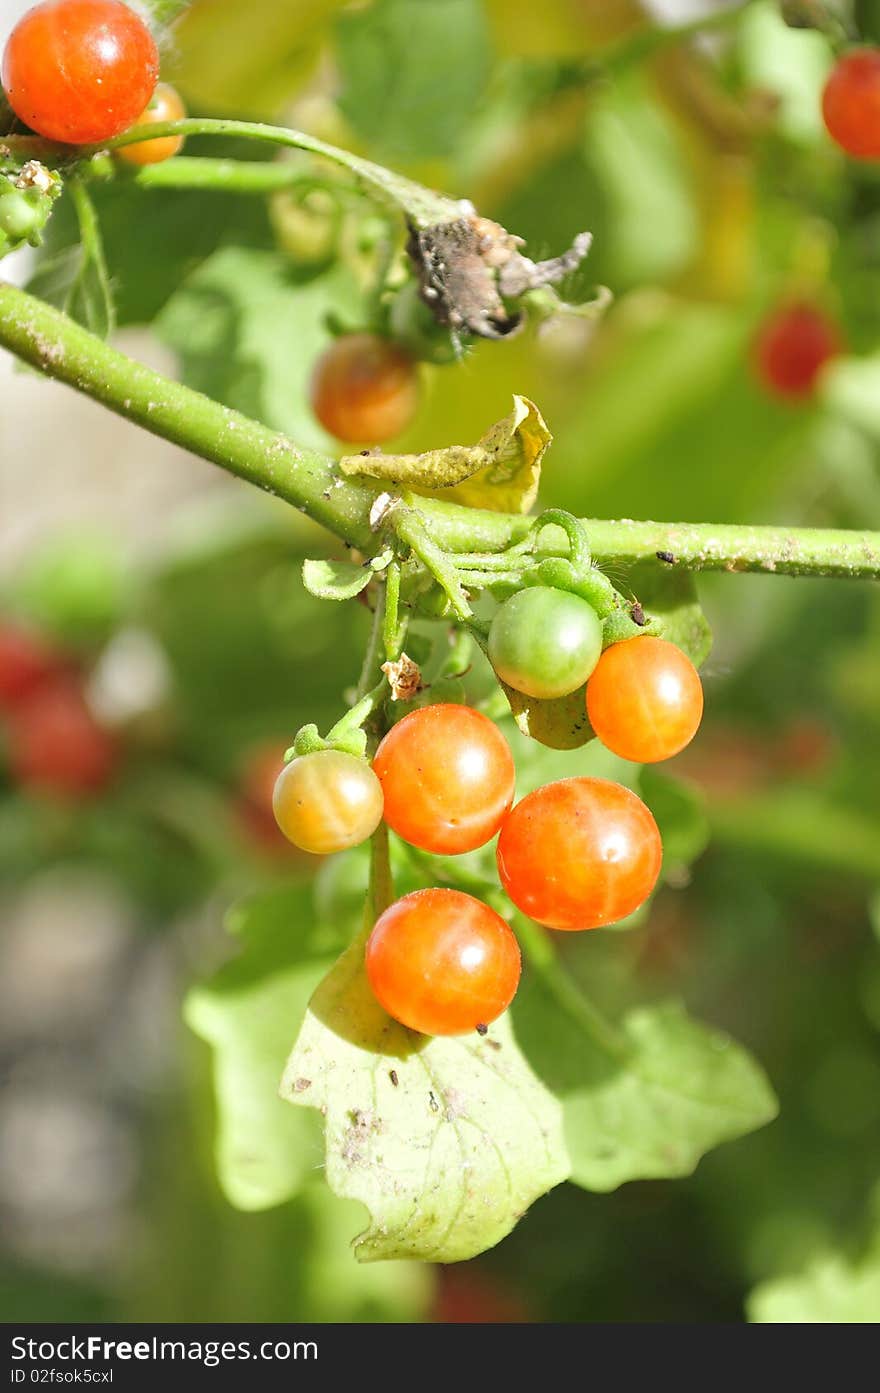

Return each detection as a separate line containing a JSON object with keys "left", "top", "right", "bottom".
{"left": 753, "top": 302, "right": 842, "bottom": 400}
{"left": 433, "top": 1268, "right": 531, "bottom": 1324}
{"left": 822, "top": 49, "right": 880, "bottom": 160}
{"left": 0, "top": 623, "right": 62, "bottom": 710}
{"left": 7, "top": 677, "right": 117, "bottom": 797}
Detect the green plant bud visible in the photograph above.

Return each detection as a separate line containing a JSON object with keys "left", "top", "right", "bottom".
{"left": 0, "top": 184, "right": 53, "bottom": 246}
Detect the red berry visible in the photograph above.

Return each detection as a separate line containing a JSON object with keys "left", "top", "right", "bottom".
{"left": 433, "top": 1269, "right": 531, "bottom": 1324}
{"left": 309, "top": 333, "right": 420, "bottom": 443}
{"left": 586, "top": 636, "right": 704, "bottom": 764}
{"left": 373, "top": 704, "right": 516, "bottom": 856}
{"left": 365, "top": 888, "right": 521, "bottom": 1036}
{"left": 496, "top": 777, "right": 662, "bottom": 931}
{"left": 822, "top": 49, "right": 880, "bottom": 160}
{"left": 0, "top": 623, "right": 59, "bottom": 709}
{"left": 7, "top": 677, "right": 116, "bottom": 797}
{"left": 1, "top": 0, "right": 159, "bottom": 145}
{"left": 753, "top": 302, "right": 842, "bottom": 400}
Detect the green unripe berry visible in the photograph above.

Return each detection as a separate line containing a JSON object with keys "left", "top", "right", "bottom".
{"left": 0, "top": 187, "right": 39, "bottom": 240}
{"left": 0, "top": 183, "right": 53, "bottom": 246}
{"left": 489, "top": 586, "right": 603, "bottom": 700}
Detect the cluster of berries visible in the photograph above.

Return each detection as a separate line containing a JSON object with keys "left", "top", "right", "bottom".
{"left": 273, "top": 630, "right": 703, "bottom": 1038}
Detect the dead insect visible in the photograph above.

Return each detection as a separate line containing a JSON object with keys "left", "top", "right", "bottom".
{"left": 656, "top": 550, "right": 676, "bottom": 565}
{"left": 389, "top": 1069, "right": 399, "bottom": 1087}
{"left": 631, "top": 602, "right": 647, "bottom": 626}
{"left": 475, "top": 1023, "right": 488, "bottom": 1036}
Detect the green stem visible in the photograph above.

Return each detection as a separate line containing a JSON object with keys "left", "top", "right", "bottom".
{"left": 453, "top": 569, "right": 521, "bottom": 595}
{"left": 88, "top": 119, "right": 460, "bottom": 227}
{"left": 67, "top": 179, "right": 112, "bottom": 308}
{"left": 382, "top": 560, "right": 403, "bottom": 660}
{"left": 390, "top": 505, "right": 474, "bottom": 619}
{"left": 455, "top": 541, "right": 535, "bottom": 572}
{"left": 325, "top": 680, "right": 387, "bottom": 746}
{"left": 0, "top": 281, "right": 878, "bottom": 580}
{"left": 531, "top": 508, "right": 592, "bottom": 571}
{"left": 361, "top": 587, "right": 394, "bottom": 923}
{"left": 507, "top": 911, "right": 629, "bottom": 1061}
{"left": 0, "top": 279, "right": 380, "bottom": 550}
{"left": 68, "top": 178, "right": 100, "bottom": 251}
{"left": 367, "top": 819, "right": 394, "bottom": 922}
{"left": 113, "top": 157, "right": 339, "bottom": 197}
{"left": 355, "top": 583, "right": 389, "bottom": 704}
{"left": 420, "top": 502, "right": 880, "bottom": 580}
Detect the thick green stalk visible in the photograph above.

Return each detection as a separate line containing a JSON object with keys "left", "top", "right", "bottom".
{"left": 0, "top": 281, "right": 878, "bottom": 580}
{"left": 420, "top": 501, "right": 880, "bottom": 579}
{"left": 0, "top": 279, "right": 379, "bottom": 549}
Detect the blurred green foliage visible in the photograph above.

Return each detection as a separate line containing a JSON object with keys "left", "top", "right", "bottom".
{"left": 3, "top": 0, "right": 880, "bottom": 1323}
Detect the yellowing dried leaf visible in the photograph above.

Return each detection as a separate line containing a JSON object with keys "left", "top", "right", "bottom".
{"left": 340, "top": 395, "right": 551, "bottom": 514}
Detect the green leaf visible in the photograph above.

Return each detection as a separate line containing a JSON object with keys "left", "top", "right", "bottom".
{"left": 169, "top": 0, "right": 350, "bottom": 116}
{"left": 27, "top": 184, "right": 115, "bottom": 338}
{"left": 281, "top": 930, "right": 569, "bottom": 1262}
{"left": 585, "top": 70, "right": 698, "bottom": 286}
{"left": 711, "top": 790, "right": 880, "bottom": 882}
{"left": 825, "top": 353, "right": 880, "bottom": 441}
{"left": 544, "top": 301, "right": 793, "bottom": 524}
{"left": 184, "top": 885, "right": 344, "bottom": 1211}
{"left": 26, "top": 246, "right": 112, "bottom": 338}
{"left": 34, "top": 135, "right": 284, "bottom": 327}
{"left": 506, "top": 715, "right": 635, "bottom": 794}
{"left": 337, "top": 0, "right": 491, "bottom": 161}
{"left": 296, "top": 1185, "right": 433, "bottom": 1320}
{"left": 640, "top": 768, "right": 710, "bottom": 876}
{"left": 747, "top": 1238, "right": 880, "bottom": 1322}
{"left": 870, "top": 889, "right": 880, "bottom": 945}
{"left": 302, "top": 557, "right": 372, "bottom": 602}
{"left": 502, "top": 681, "right": 595, "bottom": 750}
{"left": 156, "top": 248, "right": 366, "bottom": 449}
{"left": 626, "top": 561, "right": 713, "bottom": 667}
{"left": 736, "top": 1, "right": 831, "bottom": 144}
{"left": 514, "top": 979, "right": 778, "bottom": 1192}
{"left": 860, "top": 0, "right": 880, "bottom": 43}
{"left": 142, "top": 0, "right": 192, "bottom": 28}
